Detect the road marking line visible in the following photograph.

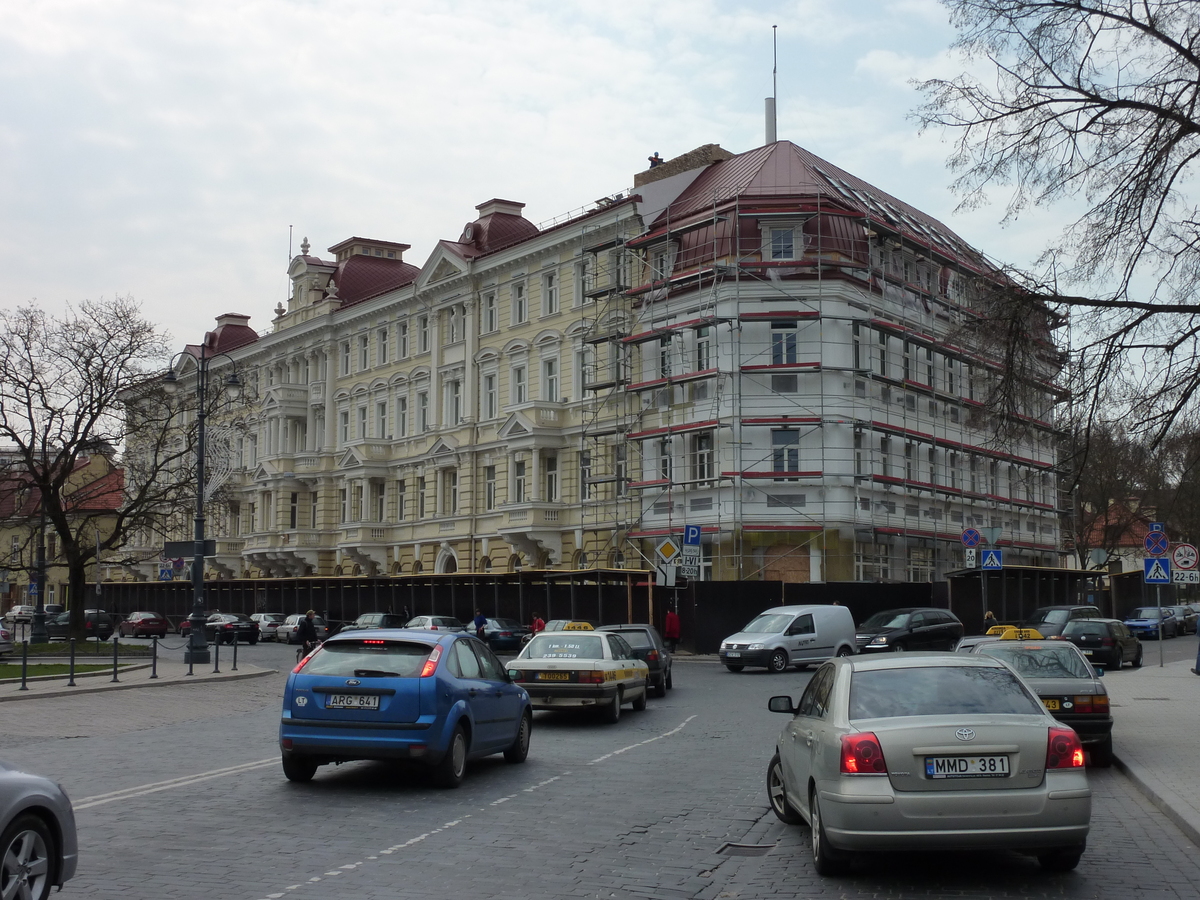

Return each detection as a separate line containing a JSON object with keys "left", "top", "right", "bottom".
{"left": 588, "top": 715, "right": 696, "bottom": 765}
{"left": 74, "top": 758, "right": 277, "bottom": 810}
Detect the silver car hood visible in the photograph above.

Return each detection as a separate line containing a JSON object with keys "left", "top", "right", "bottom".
{"left": 723, "top": 631, "right": 775, "bottom": 644}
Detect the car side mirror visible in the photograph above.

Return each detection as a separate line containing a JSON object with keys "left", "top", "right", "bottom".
{"left": 767, "top": 695, "right": 796, "bottom": 714}
{"left": 1094, "top": 667, "right": 1104, "bottom": 677}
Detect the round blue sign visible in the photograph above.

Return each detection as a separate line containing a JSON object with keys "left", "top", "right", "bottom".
{"left": 961, "top": 528, "right": 982, "bottom": 548}
{"left": 1145, "top": 530, "right": 1169, "bottom": 556}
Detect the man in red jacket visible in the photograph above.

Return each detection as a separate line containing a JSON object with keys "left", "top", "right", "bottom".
{"left": 664, "top": 607, "right": 681, "bottom": 651}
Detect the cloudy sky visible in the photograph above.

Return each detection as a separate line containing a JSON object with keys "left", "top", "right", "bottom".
{"left": 0, "top": 0, "right": 1070, "bottom": 350}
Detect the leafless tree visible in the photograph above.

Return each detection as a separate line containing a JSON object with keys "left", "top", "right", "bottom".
{"left": 917, "top": 1, "right": 1200, "bottom": 442}
{"left": 0, "top": 298, "right": 200, "bottom": 638}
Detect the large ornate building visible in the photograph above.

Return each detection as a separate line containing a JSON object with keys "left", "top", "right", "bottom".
{"left": 135, "top": 141, "right": 1065, "bottom": 584}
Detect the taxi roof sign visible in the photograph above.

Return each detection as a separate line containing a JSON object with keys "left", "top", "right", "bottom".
{"left": 562, "top": 621, "right": 595, "bottom": 631}
{"left": 985, "top": 625, "right": 1045, "bottom": 640}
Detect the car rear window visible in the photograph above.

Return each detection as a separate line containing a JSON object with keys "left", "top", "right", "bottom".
{"left": 1062, "top": 622, "right": 1109, "bottom": 637}
{"left": 302, "top": 640, "right": 434, "bottom": 678}
{"left": 607, "top": 629, "right": 653, "bottom": 649}
{"left": 523, "top": 634, "right": 604, "bottom": 659}
{"left": 1029, "top": 609, "right": 1070, "bottom": 625}
{"left": 978, "top": 644, "right": 1094, "bottom": 679}
{"left": 850, "top": 665, "right": 1043, "bottom": 719}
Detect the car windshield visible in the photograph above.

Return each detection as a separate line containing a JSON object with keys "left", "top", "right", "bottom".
{"left": 850, "top": 665, "right": 1044, "bottom": 719}
{"left": 1062, "top": 622, "right": 1109, "bottom": 637}
{"left": 522, "top": 634, "right": 604, "bottom": 659}
{"left": 301, "top": 640, "right": 434, "bottom": 678}
{"left": 978, "top": 643, "right": 1094, "bottom": 679}
{"left": 860, "top": 611, "right": 911, "bottom": 629}
{"left": 1028, "top": 609, "right": 1071, "bottom": 625}
{"left": 740, "top": 614, "right": 793, "bottom": 634}
{"left": 1130, "top": 608, "right": 1163, "bottom": 619}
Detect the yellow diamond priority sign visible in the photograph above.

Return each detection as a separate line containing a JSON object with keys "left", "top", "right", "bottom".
{"left": 656, "top": 538, "right": 681, "bottom": 564}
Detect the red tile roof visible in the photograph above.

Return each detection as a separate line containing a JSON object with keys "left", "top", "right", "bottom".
{"left": 333, "top": 256, "right": 421, "bottom": 308}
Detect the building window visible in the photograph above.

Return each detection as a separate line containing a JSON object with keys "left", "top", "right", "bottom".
{"left": 376, "top": 401, "right": 387, "bottom": 438}
{"left": 377, "top": 327, "right": 389, "bottom": 364}
{"left": 905, "top": 442, "right": 915, "bottom": 480}
{"left": 542, "top": 358, "right": 558, "bottom": 401}
{"left": 396, "top": 479, "right": 406, "bottom": 520}
{"left": 928, "top": 446, "right": 939, "bottom": 484}
{"left": 512, "top": 365, "right": 526, "bottom": 404}
{"left": 338, "top": 488, "right": 348, "bottom": 524}
{"left": 399, "top": 321, "right": 410, "bottom": 358}
{"left": 341, "top": 342, "right": 351, "bottom": 375}
{"left": 358, "top": 334, "right": 369, "bottom": 370}
{"left": 482, "top": 293, "right": 497, "bottom": 333}
{"left": 446, "top": 379, "right": 462, "bottom": 424}
{"left": 483, "top": 373, "right": 497, "bottom": 419}
{"left": 371, "top": 482, "right": 385, "bottom": 521}
{"left": 658, "top": 337, "right": 672, "bottom": 378}
{"left": 544, "top": 455, "right": 558, "bottom": 501}
{"left": 876, "top": 331, "right": 888, "bottom": 376}
{"left": 396, "top": 397, "right": 408, "bottom": 437}
{"left": 484, "top": 466, "right": 497, "bottom": 510}
{"left": 339, "top": 411, "right": 350, "bottom": 445}
{"left": 418, "top": 391, "right": 429, "bottom": 432}
{"left": 514, "top": 461, "right": 526, "bottom": 502}
{"left": 418, "top": 315, "right": 429, "bottom": 353}
{"left": 575, "top": 259, "right": 591, "bottom": 306}
{"left": 658, "top": 438, "right": 672, "bottom": 482}
{"left": 772, "top": 430, "right": 799, "bottom": 479}
{"left": 692, "top": 432, "right": 715, "bottom": 484}
{"left": 357, "top": 406, "right": 367, "bottom": 439}
{"left": 854, "top": 431, "right": 864, "bottom": 476}
{"left": 542, "top": 271, "right": 558, "bottom": 315}
{"left": 289, "top": 492, "right": 298, "bottom": 529}
{"left": 696, "top": 325, "right": 712, "bottom": 370}
{"left": 769, "top": 226, "right": 796, "bottom": 260}
{"left": 615, "top": 444, "right": 627, "bottom": 496}
{"left": 513, "top": 282, "right": 527, "bottom": 324}
{"left": 442, "top": 469, "right": 458, "bottom": 515}
{"left": 417, "top": 476, "right": 427, "bottom": 518}
{"left": 579, "top": 450, "right": 592, "bottom": 501}
{"left": 771, "top": 322, "right": 798, "bottom": 365}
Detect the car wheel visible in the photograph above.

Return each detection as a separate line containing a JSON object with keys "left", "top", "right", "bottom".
{"left": 666, "top": 667, "right": 673, "bottom": 690}
{"left": 836, "top": 646, "right": 853, "bottom": 657}
{"left": 809, "top": 788, "right": 851, "bottom": 876}
{"left": 434, "top": 725, "right": 468, "bottom": 788}
{"left": 632, "top": 684, "right": 648, "bottom": 711}
{"left": 892, "top": 643, "right": 907, "bottom": 653}
{"left": 281, "top": 753, "right": 317, "bottom": 783}
{"left": 1, "top": 813, "right": 55, "bottom": 900}
{"left": 725, "top": 664, "right": 744, "bottom": 673}
{"left": 1132, "top": 647, "right": 1144, "bottom": 667}
{"left": 768, "top": 649, "right": 789, "bottom": 673}
{"left": 767, "top": 753, "right": 802, "bottom": 824}
{"left": 654, "top": 674, "right": 667, "bottom": 698}
{"left": 1038, "top": 844, "right": 1085, "bottom": 872}
{"left": 1090, "top": 735, "right": 1113, "bottom": 768}
{"left": 248, "top": 638, "right": 258, "bottom": 646}
{"left": 504, "top": 711, "right": 532, "bottom": 764}
{"left": 604, "top": 689, "right": 623, "bottom": 724}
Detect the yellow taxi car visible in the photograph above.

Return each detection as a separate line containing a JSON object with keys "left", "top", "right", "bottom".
{"left": 507, "top": 630, "right": 649, "bottom": 723}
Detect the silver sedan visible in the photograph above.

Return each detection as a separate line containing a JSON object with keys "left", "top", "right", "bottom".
{"left": 766, "top": 654, "right": 1091, "bottom": 875}
{"left": 1, "top": 760, "right": 78, "bottom": 900}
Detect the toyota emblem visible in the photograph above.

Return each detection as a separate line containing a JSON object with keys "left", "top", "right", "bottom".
{"left": 346, "top": 679, "right": 361, "bottom": 686}
{"left": 955, "top": 728, "right": 976, "bottom": 742}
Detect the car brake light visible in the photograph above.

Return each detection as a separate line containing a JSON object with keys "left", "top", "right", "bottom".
{"left": 645, "top": 650, "right": 659, "bottom": 662}
{"left": 840, "top": 733, "right": 887, "bottom": 774}
{"left": 224, "top": 623, "right": 234, "bottom": 629}
{"left": 1046, "top": 726, "right": 1085, "bottom": 769}
{"left": 1101, "top": 638, "right": 1115, "bottom": 647}
{"left": 430, "top": 625, "right": 438, "bottom": 630}
{"left": 577, "top": 671, "right": 605, "bottom": 683}
{"left": 362, "top": 639, "right": 386, "bottom": 645}
{"left": 292, "top": 653, "right": 315, "bottom": 674}
{"left": 1071, "top": 695, "right": 1093, "bottom": 713}
{"left": 1090, "top": 694, "right": 1109, "bottom": 713}
{"left": 420, "top": 645, "right": 442, "bottom": 677}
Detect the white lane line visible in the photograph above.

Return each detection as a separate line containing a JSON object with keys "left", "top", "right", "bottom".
{"left": 74, "top": 758, "right": 278, "bottom": 810}
{"left": 588, "top": 715, "right": 697, "bottom": 765}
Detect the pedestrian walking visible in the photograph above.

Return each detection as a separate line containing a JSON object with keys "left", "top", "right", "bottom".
{"left": 296, "top": 609, "right": 319, "bottom": 657}
{"left": 983, "top": 610, "right": 998, "bottom": 632}
{"left": 664, "top": 606, "right": 681, "bottom": 652}
{"left": 473, "top": 608, "right": 488, "bottom": 640}
{"left": 530, "top": 612, "right": 545, "bottom": 635}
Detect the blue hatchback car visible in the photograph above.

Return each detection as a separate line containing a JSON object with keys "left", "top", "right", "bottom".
{"left": 1123, "top": 606, "right": 1179, "bottom": 640}
{"left": 280, "top": 629, "right": 532, "bottom": 787}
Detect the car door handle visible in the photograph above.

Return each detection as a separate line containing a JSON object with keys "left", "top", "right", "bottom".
{"left": 468, "top": 689, "right": 479, "bottom": 698}
{"left": 804, "top": 731, "right": 815, "bottom": 747}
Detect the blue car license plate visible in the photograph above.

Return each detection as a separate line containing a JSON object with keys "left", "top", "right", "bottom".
{"left": 326, "top": 694, "right": 379, "bottom": 710}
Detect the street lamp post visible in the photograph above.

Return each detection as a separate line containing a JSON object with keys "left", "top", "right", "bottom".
{"left": 164, "top": 337, "right": 241, "bottom": 665}
{"left": 29, "top": 493, "right": 48, "bottom": 644}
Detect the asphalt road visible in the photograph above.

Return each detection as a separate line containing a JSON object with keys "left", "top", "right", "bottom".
{"left": 2, "top": 638, "right": 1199, "bottom": 899}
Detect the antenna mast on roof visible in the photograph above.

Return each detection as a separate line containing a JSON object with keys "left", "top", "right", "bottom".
{"left": 765, "top": 25, "right": 777, "bottom": 144}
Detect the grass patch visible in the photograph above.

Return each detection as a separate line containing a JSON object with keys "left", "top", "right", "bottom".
{"left": 17, "top": 641, "right": 155, "bottom": 658}
{"left": 0, "top": 663, "right": 120, "bottom": 678}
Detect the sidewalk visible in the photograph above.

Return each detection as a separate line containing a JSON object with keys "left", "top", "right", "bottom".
{"left": 1104, "top": 656, "right": 1200, "bottom": 846}
{"left": 0, "top": 651, "right": 276, "bottom": 703}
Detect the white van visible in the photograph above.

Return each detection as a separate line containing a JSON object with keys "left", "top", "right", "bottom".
{"left": 719, "top": 605, "right": 856, "bottom": 673}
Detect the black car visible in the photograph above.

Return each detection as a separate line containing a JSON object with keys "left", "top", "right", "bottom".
{"left": 1021, "top": 605, "right": 1102, "bottom": 637}
{"left": 180, "top": 613, "right": 260, "bottom": 644}
{"left": 1058, "top": 617, "right": 1143, "bottom": 670}
{"left": 855, "top": 607, "right": 964, "bottom": 652}
{"left": 1166, "top": 605, "right": 1198, "bottom": 635}
{"left": 341, "top": 612, "right": 410, "bottom": 633}
{"left": 598, "top": 624, "right": 673, "bottom": 696}
{"left": 46, "top": 609, "right": 114, "bottom": 641}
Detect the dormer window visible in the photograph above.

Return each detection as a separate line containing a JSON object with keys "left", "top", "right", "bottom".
{"left": 769, "top": 227, "right": 796, "bottom": 260}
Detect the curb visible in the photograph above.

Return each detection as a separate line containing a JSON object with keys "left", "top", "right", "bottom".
{"left": 0, "top": 667, "right": 278, "bottom": 702}
{"left": 1113, "top": 752, "right": 1200, "bottom": 849}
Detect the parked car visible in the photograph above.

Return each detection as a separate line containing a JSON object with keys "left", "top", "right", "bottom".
{"left": 341, "top": 612, "right": 410, "bottom": 633}
{"left": 971, "top": 639, "right": 1113, "bottom": 767}
{"left": 764, "top": 654, "right": 1090, "bottom": 874}
{"left": 3, "top": 605, "right": 35, "bottom": 625}
{"left": 508, "top": 630, "right": 649, "bottom": 723}
{"left": 42, "top": 605, "right": 64, "bottom": 616}
{"left": 1165, "top": 605, "right": 1198, "bottom": 635}
{"left": 403, "top": 615, "right": 469, "bottom": 633}
{"left": 1057, "top": 618, "right": 1143, "bottom": 670}
{"left": 180, "top": 613, "right": 260, "bottom": 644}
{"left": 520, "top": 620, "right": 597, "bottom": 645}
{"left": 0, "top": 625, "right": 12, "bottom": 657}
{"left": 1021, "top": 605, "right": 1102, "bottom": 637}
{"left": 46, "top": 610, "right": 114, "bottom": 641}
{"left": 280, "top": 630, "right": 532, "bottom": 787}
{"left": 481, "top": 618, "right": 531, "bottom": 652}
{"left": 251, "top": 613, "right": 287, "bottom": 641}
{"left": 117, "top": 611, "right": 170, "bottom": 638}
{"left": 719, "top": 605, "right": 856, "bottom": 673}
{"left": 1124, "top": 606, "right": 1179, "bottom": 640}
{"left": 854, "top": 607, "right": 964, "bottom": 653}
{"left": 597, "top": 624, "right": 672, "bottom": 696}
{"left": 0, "top": 759, "right": 78, "bottom": 898}
{"left": 278, "top": 614, "right": 331, "bottom": 645}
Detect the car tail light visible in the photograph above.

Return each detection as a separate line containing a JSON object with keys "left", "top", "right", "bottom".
{"left": 1101, "top": 638, "right": 1115, "bottom": 647}
{"left": 1090, "top": 694, "right": 1109, "bottom": 713}
{"left": 292, "top": 653, "right": 315, "bottom": 674}
{"left": 1046, "top": 726, "right": 1085, "bottom": 769}
{"left": 430, "top": 625, "right": 438, "bottom": 630}
{"left": 224, "top": 623, "right": 234, "bottom": 630}
{"left": 420, "top": 645, "right": 443, "bottom": 677}
{"left": 840, "top": 733, "right": 887, "bottom": 774}
{"left": 1071, "top": 695, "right": 1093, "bottom": 713}
{"left": 645, "top": 650, "right": 659, "bottom": 662}
{"left": 577, "top": 670, "right": 605, "bottom": 683}
{"left": 363, "top": 639, "right": 386, "bottom": 645}
{"left": 500, "top": 631, "right": 512, "bottom": 637}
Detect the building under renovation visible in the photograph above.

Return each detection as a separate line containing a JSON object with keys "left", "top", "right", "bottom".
{"left": 121, "top": 140, "right": 1065, "bottom": 588}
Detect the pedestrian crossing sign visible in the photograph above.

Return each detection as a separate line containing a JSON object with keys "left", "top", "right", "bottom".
{"left": 1144, "top": 557, "right": 1171, "bottom": 584}
{"left": 981, "top": 550, "right": 1003, "bottom": 570}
